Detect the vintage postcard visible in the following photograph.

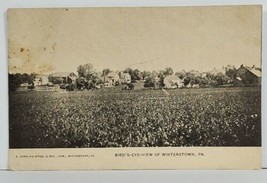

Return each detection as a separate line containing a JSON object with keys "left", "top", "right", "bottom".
{"left": 8, "top": 5, "right": 262, "bottom": 170}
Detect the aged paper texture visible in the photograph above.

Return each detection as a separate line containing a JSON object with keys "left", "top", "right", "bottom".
{"left": 8, "top": 5, "right": 262, "bottom": 170}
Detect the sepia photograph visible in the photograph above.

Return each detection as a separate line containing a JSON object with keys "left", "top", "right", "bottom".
{"left": 8, "top": 6, "right": 261, "bottom": 151}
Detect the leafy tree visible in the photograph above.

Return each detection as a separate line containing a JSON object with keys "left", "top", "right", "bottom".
{"left": 29, "top": 73, "right": 38, "bottom": 83}
{"left": 132, "top": 69, "right": 142, "bottom": 81}
{"left": 9, "top": 74, "right": 21, "bottom": 91}
{"left": 141, "top": 70, "right": 151, "bottom": 80}
{"left": 77, "top": 63, "right": 95, "bottom": 80}
{"left": 144, "top": 76, "right": 155, "bottom": 88}
{"left": 157, "top": 70, "right": 165, "bottom": 87}
{"left": 175, "top": 71, "right": 186, "bottom": 79}
{"left": 48, "top": 75, "right": 63, "bottom": 84}
{"left": 8, "top": 73, "right": 37, "bottom": 91}
{"left": 183, "top": 77, "right": 191, "bottom": 86}
{"left": 206, "top": 71, "right": 230, "bottom": 86}
{"left": 225, "top": 65, "right": 237, "bottom": 81}
{"left": 123, "top": 68, "right": 132, "bottom": 74}
{"left": 123, "top": 68, "right": 142, "bottom": 81}
{"left": 76, "top": 77, "right": 88, "bottom": 90}
{"left": 102, "top": 68, "right": 111, "bottom": 76}
{"left": 163, "top": 67, "right": 173, "bottom": 76}
{"left": 215, "top": 73, "right": 231, "bottom": 85}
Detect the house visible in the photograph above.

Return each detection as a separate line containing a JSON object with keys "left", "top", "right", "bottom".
{"left": 164, "top": 75, "right": 183, "bottom": 89}
{"left": 120, "top": 73, "right": 131, "bottom": 84}
{"left": 102, "top": 71, "right": 120, "bottom": 86}
{"left": 49, "top": 72, "right": 77, "bottom": 84}
{"left": 107, "top": 72, "right": 120, "bottom": 83}
{"left": 33, "top": 75, "right": 49, "bottom": 86}
{"left": 233, "top": 65, "right": 261, "bottom": 86}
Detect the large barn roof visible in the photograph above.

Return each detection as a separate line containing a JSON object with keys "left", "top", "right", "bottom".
{"left": 240, "top": 66, "right": 261, "bottom": 77}
{"left": 248, "top": 68, "right": 261, "bottom": 77}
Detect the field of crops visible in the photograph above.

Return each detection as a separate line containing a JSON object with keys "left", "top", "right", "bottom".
{"left": 9, "top": 87, "right": 261, "bottom": 148}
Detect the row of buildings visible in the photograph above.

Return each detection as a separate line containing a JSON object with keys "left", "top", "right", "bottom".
{"left": 32, "top": 71, "right": 131, "bottom": 87}
{"left": 28, "top": 64, "right": 261, "bottom": 89}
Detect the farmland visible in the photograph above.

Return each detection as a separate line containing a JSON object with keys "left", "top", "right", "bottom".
{"left": 9, "top": 87, "right": 261, "bottom": 148}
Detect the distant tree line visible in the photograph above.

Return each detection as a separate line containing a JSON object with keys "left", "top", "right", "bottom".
{"left": 76, "top": 64, "right": 238, "bottom": 89}
{"left": 9, "top": 64, "right": 239, "bottom": 91}
{"left": 9, "top": 73, "right": 37, "bottom": 91}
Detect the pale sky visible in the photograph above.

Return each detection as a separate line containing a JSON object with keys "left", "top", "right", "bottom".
{"left": 8, "top": 6, "right": 262, "bottom": 74}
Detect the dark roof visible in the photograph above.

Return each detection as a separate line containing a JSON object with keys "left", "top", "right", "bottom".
{"left": 240, "top": 66, "right": 261, "bottom": 77}
{"left": 248, "top": 68, "right": 261, "bottom": 77}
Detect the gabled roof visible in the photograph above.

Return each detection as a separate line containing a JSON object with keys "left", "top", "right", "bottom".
{"left": 164, "top": 75, "right": 182, "bottom": 82}
{"left": 68, "top": 75, "right": 77, "bottom": 80}
{"left": 248, "top": 68, "right": 261, "bottom": 77}
{"left": 238, "top": 65, "right": 261, "bottom": 77}
{"left": 107, "top": 71, "right": 119, "bottom": 78}
{"left": 120, "top": 72, "right": 131, "bottom": 78}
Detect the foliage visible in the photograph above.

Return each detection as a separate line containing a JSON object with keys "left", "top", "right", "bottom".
{"left": 77, "top": 63, "right": 95, "bottom": 80}
{"left": 141, "top": 70, "right": 151, "bottom": 80}
{"left": 127, "top": 83, "right": 134, "bottom": 90}
{"left": 214, "top": 73, "right": 231, "bottom": 85}
{"left": 48, "top": 75, "right": 63, "bottom": 84}
{"left": 144, "top": 76, "right": 155, "bottom": 88}
{"left": 124, "top": 68, "right": 142, "bottom": 81}
{"left": 163, "top": 67, "right": 174, "bottom": 76}
{"left": 66, "top": 84, "right": 76, "bottom": 91}
{"left": 9, "top": 73, "right": 37, "bottom": 91}
{"left": 175, "top": 70, "right": 186, "bottom": 79}
{"left": 225, "top": 65, "right": 237, "bottom": 81}
{"left": 76, "top": 77, "right": 87, "bottom": 90}
{"left": 102, "top": 68, "right": 111, "bottom": 76}
{"left": 206, "top": 72, "right": 231, "bottom": 86}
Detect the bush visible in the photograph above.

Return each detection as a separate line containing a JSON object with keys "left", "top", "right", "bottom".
{"left": 66, "top": 84, "right": 75, "bottom": 91}
{"left": 127, "top": 83, "right": 134, "bottom": 90}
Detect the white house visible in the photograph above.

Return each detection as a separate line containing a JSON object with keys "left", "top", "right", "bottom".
{"left": 164, "top": 75, "right": 183, "bottom": 89}
{"left": 120, "top": 73, "right": 131, "bottom": 84}
{"left": 102, "top": 71, "right": 120, "bottom": 86}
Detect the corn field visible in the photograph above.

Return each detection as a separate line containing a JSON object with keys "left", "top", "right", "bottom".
{"left": 9, "top": 87, "right": 261, "bottom": 148}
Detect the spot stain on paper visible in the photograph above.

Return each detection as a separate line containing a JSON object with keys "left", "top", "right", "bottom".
{"left": 9, "top": 40, "right": 56, "bottom": 74}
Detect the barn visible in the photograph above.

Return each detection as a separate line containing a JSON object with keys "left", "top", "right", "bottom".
{"left": 164, "top": 75, "right": 183, "bottom": 89}
{"left": 234, "top": 65, "right": 261, "bottom": 86}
